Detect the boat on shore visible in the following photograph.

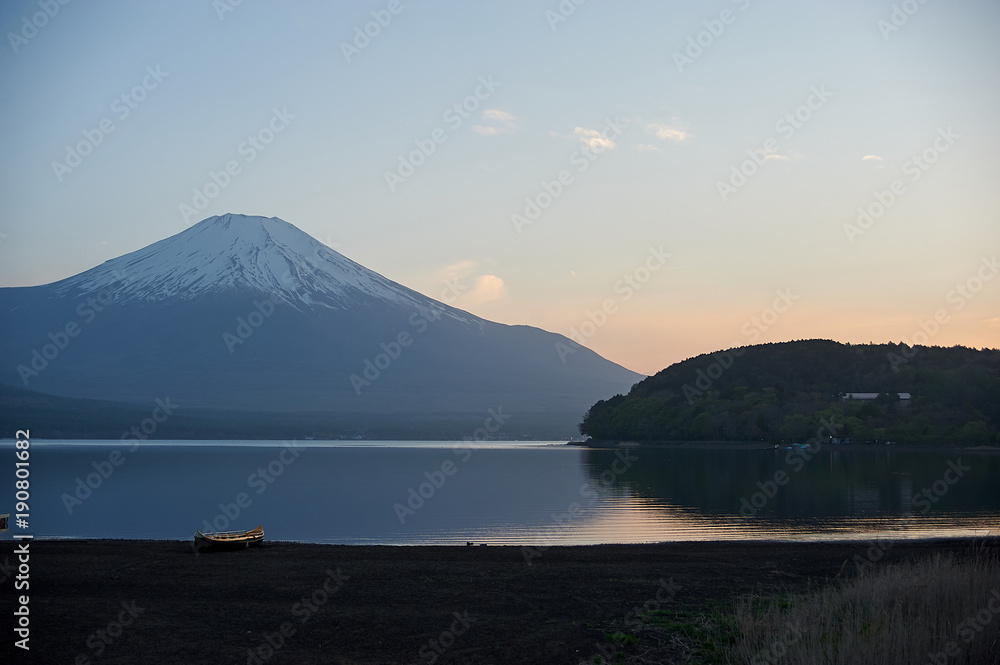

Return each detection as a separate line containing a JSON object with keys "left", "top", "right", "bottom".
{"left": 193, "top": 525, "right": 264, "bottom": 552}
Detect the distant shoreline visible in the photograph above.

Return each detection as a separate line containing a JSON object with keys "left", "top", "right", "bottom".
{"left": 570, "top": 439, "right": 1000, "bottom": 453}
{"left": 2, "top": 438, "right": 998, "bottom": 453}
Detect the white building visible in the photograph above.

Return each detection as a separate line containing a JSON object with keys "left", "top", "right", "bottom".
{"left": 841, "top": 392, "right": 911, "bottom": 405}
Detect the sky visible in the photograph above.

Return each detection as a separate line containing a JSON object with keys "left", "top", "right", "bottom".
{"left": 1, "top": 0, "right": 997, "bottom": 376}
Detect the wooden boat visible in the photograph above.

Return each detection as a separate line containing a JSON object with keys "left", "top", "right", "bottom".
{"left": 193, "top": 525, "right": 264, "bottom": 552}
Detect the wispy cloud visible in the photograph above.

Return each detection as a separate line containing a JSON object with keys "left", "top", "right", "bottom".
{"left": 646, "top": 121, "right": 690, "bottom": 143}
{"left": 472, "top": 109, "right": 518, "bottom": 136}
{"left": 483, "top": 109, "right": 514, "bottom": 122}
{"left": 436, "top": 260, "right": 477, "bottom": 282}
{"left": 574, "top": 127, "right": 617, "bottom": 150}
{"left": 862, "top": 154, "right": 884, "bottom": 162}
{"left": 634, "top": 143, "right": 660, "bottom": 152}
{"left": 765, "top": 150, "right": 804, "bottom": 162}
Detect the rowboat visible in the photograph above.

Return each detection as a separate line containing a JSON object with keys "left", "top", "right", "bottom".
{"left": 193, "top": 525, "right": 264, "bottom": 552}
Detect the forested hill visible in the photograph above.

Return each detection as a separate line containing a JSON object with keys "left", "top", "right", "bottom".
{"left": 580, "top": 340, "right": 1000, "bottom": 445}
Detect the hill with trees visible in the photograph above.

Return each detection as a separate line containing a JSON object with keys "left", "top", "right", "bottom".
{"left": 580, "top": 340, "right": 1000, "bottom": 446}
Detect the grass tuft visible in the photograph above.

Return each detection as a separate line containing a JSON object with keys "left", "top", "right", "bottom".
{"left": 732, "top": 548, "right": 1000, "bottom": 665}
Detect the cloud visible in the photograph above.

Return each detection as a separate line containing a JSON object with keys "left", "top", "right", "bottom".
{"left": 765, "top": 150, "right": 804, "bottom": 162}
{"left": 862, "top": 155, "right": 884, "bottom": 162}
{"left": 431, "top": 260, "right": 507, "bottom": 307}
{"left": 436, "top": 260, "right": 477, "bottom": 282}
{"left": 472, "top": 109, "right": 518, "bottom": 136}
{"left": 646, "top": 121, "right": 690, "bottom": 143}
{"left": 634, "top": 143, "right": 660, "bottom": 152}
{"left": 574, "top": 127, "right": 617, "bottom": 150}
{"left": 483, "top": 109, "right": 514, "bottom": 122}
{"left": 462, "top": 274, "right": 507, "bottom": 306}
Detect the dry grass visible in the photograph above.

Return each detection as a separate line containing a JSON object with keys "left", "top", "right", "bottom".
{"left": 732, "top": 547, "right": 1000, "bottom": 665}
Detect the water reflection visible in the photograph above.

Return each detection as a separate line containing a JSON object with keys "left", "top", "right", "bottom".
{"left": 4, "top": 441, "right": 998, "bottom": 545}
{"left": 580, "top": 446, "right": 1000, "bottom": 541}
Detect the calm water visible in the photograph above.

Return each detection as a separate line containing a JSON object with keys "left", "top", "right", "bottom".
{"left": 4, "top": 441, "right": 998, "bottom": 544}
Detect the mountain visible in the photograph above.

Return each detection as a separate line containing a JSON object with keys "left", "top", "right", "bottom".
{"left": 580, "top": 340, "right": 1000, "bottom": 445}
{"left": 0, "top": 384, "right": 584, "bottom": 440}
{"left": 0, "top": 214, "right": 642, "bottom": 437}
{"left": 44, "top": 213, "right": 443, "bottom": 310}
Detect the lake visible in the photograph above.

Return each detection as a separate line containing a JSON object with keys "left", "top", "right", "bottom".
{"left": 4, "top": 441, "right": 998, "bottom": 545}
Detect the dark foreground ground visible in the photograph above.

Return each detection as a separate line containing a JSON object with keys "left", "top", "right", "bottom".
{"left": 5, "top": 538, "right": 998, "bottom": 664}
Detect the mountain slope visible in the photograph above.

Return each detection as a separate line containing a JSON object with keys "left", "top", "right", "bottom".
{"left": 0, "top": 214, "right": 642, "bottom": 434}
{"left": 0, "top": 384, "right": 577, "bottom": 440}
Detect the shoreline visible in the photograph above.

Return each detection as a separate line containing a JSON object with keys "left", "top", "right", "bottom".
{"left": 572, "top": 439, "right": 1000, "bottom": 452}
{"left": 3, "top": 438, "right": 997, "bottom": 453}
{"left": 7, "top": 533, "right": 999, "bottom": 546}
{"left": 13, "top": 537, "right": 998, "bottom": 664}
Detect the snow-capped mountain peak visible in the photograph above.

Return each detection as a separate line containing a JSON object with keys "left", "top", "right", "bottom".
{"left": 52, "top": 214, "right": 435, "bottom": 311}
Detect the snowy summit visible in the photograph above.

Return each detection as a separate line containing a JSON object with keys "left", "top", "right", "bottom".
{"left": 52, "top": 214, "right": 435, "bottom": 311}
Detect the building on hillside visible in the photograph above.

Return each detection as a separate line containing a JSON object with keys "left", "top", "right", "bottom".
{"left": 840, "top": 392, "right": 911, "bottom": 406}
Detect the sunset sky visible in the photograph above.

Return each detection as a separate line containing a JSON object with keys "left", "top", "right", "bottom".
{"left": 1, "top": 0, "right": 997, "bottom": 375}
